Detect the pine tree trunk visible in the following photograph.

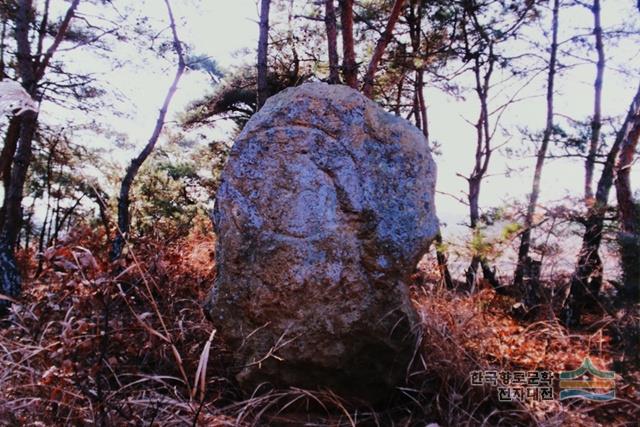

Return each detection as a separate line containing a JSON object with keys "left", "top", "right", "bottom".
{"left": 362, "top": 0, "right": 405, "bottom": 98}
{"left": 324, "top": 0, "right": 340, "bottom": 84}
{"left": 614, "top": 84, "right": 640, "bottom": 301}
{"left": 0, "top": 110, "right": 36, "bottom": 314}
{"left": 514, "top": 0, "right": 560, "bottom": 300}
{"left": 111, "top": 0, "right": 185, "bottom": 261}
{"left": 562, "top": 83, "right": 640, "bottom": 326}
{"left": 464, "top": 51, "right": 501, "bottom": 293}
{"left": 416, "top": 71, "right": 428, "bottom": 140}
{"left": 0, "top": 117, "right": 21, "bottom": 228}
{"left": 466, "top": 176, "right": 482, "bottom": 290}
{"left": 584, "top": 0, "right": 605, "bottom": 201}
{"left": 257, "top": 0, "right": 271, "bottom": 108}
{"left": 339, "top": 0, "right": 357, "bottom": 88}
{"left": 435, "top": 232, "right": 453, "bottom": 289}
{"left": 2, "top": 111, "right": 37, "bottom": 249}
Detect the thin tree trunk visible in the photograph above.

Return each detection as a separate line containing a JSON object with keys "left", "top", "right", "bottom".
{"left": 407, "top": 0, "right": 421, "bottom": 129}
{"left": 614, "top": 83, "right": 640, "bottom": 300}
{"left": 434, "top": 232, "right": 453, "bottom": 289}
{"left": 35, "top": 200, "right": 49, "bottom": 276}
{"left": 615, "top": 102, "right": 640, "bottom": 233}
{"left": 35, "top": 0, "right": 51, "bottom": 62}
{"left": 257, "top": 0, "right": 271, "bottom": 108}
{"left": 416, "top": 70, "right": 428, "bottom": 140}
{"left": 110, "top": 0, "right": 185, "bottom": 261}
{"left": 46, "top": 203, "right": 55, "bottom": 245}
{"left": 562, "top": 83, "right": 640, "bottom": 326}
{"left": 0, "top": 18, "right": 6, "bottom": 78}
{"left": 24, "top": 199, "right": 35, "bottom": 251}
{"left": 90, "top": 186, "right": 111, "bottom": 239}
{"left": 394, "top": 73, "right": 404, "bottom": 115}
{"left": 49, "top": 194, "right": 84, "bottom": 245}
{"left": 34, "top": 0, "right": 80, "bottom": 82}
{"left": 584, "top": 0, "right": 605, "bottom": 201}
{"left": 50, "top": 164, "right": 63, "bottom": 244}
{"left": 362, "top": 0, "right": 405, "bottom": 98}
{"left": 35, "top": 141, "right": 56, "bottom": 275}
{"left": 412, "top": 87, "right": 421, "bottom": 129}
{"left": 324, "top": 0, "right": 340, "bottom": 84}
{"left": 0, "top": 117, "right": 21, "bottom": 228}
{"left": 466, "top": 176, "right": 482, "bottom": 290}
{"left": 465, "top": 51, "right": 496, "bottom": 291}
{"left": 409, "top": 1, "right": 428, "bottom": 139}
{"left": 339, "top": 0, "right": 357, "bottom": 88}
{"left": 514, "top": 0, "right": 560, "bottom": 304}
{"left": 466, "top": 256, "right": 481, "bottom": 292}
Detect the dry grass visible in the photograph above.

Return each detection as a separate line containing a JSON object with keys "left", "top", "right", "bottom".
{"left": 0, "top": 227, "right": 637, "bottom": 426}
{"left": 412, "top": 285, "right": 639, "bottom": 426}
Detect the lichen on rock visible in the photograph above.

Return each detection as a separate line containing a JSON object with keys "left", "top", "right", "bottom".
{"left": 205, "top": 82, "right": 439, "bottom": 401}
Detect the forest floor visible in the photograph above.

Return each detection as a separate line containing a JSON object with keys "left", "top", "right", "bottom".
{"left": 0, "top": 226, "right": 638, "bottom": 426}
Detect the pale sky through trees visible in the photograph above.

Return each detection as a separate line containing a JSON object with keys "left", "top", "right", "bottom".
{"left": 34, "top": 0, "right": 640, "bottom": 256}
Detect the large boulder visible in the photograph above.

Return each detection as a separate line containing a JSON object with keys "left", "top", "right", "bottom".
{"left": 205, "top": 82, "right": 438, "bottom": 401}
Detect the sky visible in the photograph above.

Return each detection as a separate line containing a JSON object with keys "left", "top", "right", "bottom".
{"left": 17, "top": 0, "right": 640, "bottom": 274}
{"left": 105, "top": 1, "right": 639, "bottom": 223}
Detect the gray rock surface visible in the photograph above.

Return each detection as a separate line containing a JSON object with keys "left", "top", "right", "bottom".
{"left": 205, "top": 82, "right": 439, "bottom": 401}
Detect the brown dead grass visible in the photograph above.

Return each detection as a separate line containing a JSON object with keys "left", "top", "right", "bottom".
{"left": 0, "top": 227, "right": 637, "bottom": 426}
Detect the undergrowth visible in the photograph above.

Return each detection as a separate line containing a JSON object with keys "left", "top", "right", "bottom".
{"left": 0, "top": 227, "right": 637, "bottom": 426}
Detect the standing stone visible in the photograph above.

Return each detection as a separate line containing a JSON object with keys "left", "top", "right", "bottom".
{"left": 205, "top": 82, "right": 438, "bottom": 401}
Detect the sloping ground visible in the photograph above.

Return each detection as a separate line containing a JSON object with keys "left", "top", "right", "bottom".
{"left": 0, "top": 228, "right": 637, "bottom": 426}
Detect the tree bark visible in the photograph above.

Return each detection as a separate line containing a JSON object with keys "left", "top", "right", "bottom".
{"left": 2, "top": 111, "right": 36, "bottom": 248}
{"left": 0, "top": 110, "right": 36, "bottom": 313}
{"left": 435, "top": 232, "right": 454, "bottom": 289}
{"left": 90, "top": 186, "right": 111, "bottom": 239}
{"left": 465, "top": 49, "right": 496, "bottom": 291}
{"left": 339, "top": 0, "right": 357, "bottom": 88}
{"left": 394, "top": 72, "right": 404, "bottom": 115}
{"left": 416, "top": 70, "right": 428, "bottom": 140}
{"left": 324, "top": 0, "right": 340, "bottom": 84}
{"left": 614, "top": 83, "right": 640, "bottom": 300}
{"left": 257, "top": 0, "right": 271, "bottom": 108}
{"left": 362, "top": 0, "right": 405, "bottom": 98}
{"left": 35, "top": 0, "right": 51, "bottom": 63}
{"left": 0, "top": 18, "right": 6, "bottom": 78}
{"left": 584, "top": 0, "right": 605, "bottom": 202}
{"left": 562, "top": 83, "right": 640, "bottom": 326}
{"left": 0, "top": 117, "right": 21, "bottom": 228}
{"left": 514, "top": 0, "right": 560, "bottom": 304}
{"left": 23, "top": 198, "right": 35, "bottom": 251}
{"left": 110, "top": 0, "right": 185, "bottom": 261}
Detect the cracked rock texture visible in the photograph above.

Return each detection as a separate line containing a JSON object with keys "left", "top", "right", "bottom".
{"left": 205, "top": 82, "right": 438, "bottom": 401}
